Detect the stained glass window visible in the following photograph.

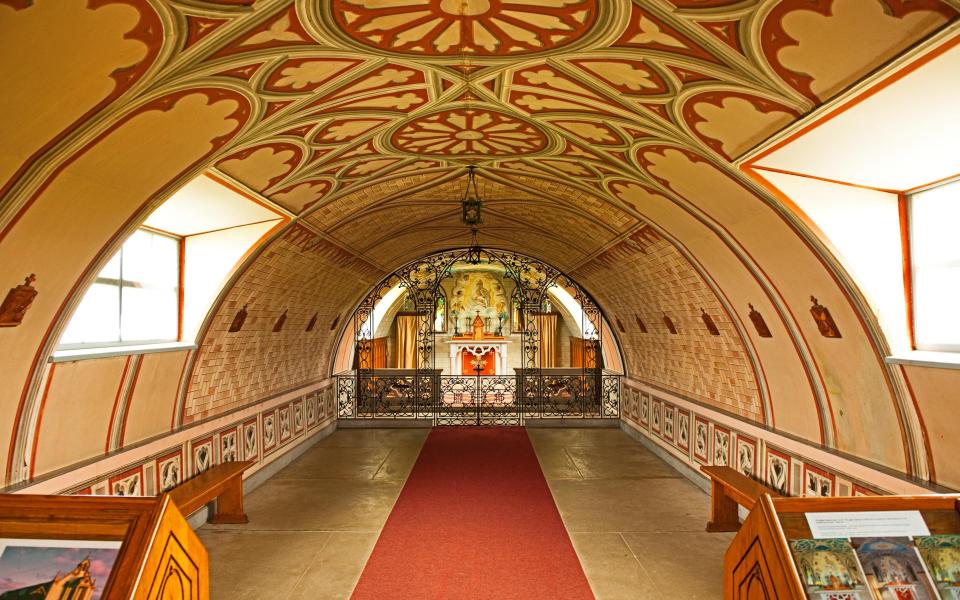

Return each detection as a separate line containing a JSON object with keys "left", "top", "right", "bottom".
{"left": 433, "top": 292, "right": 446, "bottom": 332}
{"left": 512, "top": 291, "right": 523, "bottom": 333}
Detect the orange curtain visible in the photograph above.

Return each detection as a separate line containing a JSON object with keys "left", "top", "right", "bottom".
{"left": 570, "top": 337, "right": 584, "bottom": 368}
{"left": 395, "top": 315, "right": 418, "bottom": 368}
{"left": 537, "top": 313, "right": 557, "bottom": 368}
{"left": 373, "top": 337, "right": 388, "bottom": 368}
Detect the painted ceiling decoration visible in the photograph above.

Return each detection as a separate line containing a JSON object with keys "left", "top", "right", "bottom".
{"left": 0, "top": 0, "right": 958, "bottom": 489}
{"left": 151, "top": 0, "right": 954, "bottom": 253}
{"left": 180, "top": 0, "right": 951, "bottom": 482}
{"left": 330, "top": 0, "right": 601, "bottom": 56}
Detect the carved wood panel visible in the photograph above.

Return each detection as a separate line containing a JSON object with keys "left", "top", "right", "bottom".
{"left": 140, "top": 501, "right": 208, "bottom": 600}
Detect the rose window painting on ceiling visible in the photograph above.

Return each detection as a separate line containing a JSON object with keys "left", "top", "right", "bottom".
{"left": 391, "top": 109, "right": 548, "bottom": 156}
{"left": 331, "top": 0, "right": 598, "bottom": 56}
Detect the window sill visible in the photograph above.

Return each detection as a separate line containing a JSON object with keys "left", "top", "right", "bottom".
{"left": 885, "top": 351, "right": 960, "bottom": 371}
{"left": 51, "top": 341, "right": 196, "bottom": 363}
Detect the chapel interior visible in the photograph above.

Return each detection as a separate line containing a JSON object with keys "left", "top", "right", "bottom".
{"left": 0, "top": 1, "right": 958, "bottom": 599}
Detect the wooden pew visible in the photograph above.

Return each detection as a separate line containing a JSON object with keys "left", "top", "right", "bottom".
{"left": 702, "top": 465, "right": 780, "bottom": 532}
{"left": 166, "top": 460, "right": 254, "bottom": 525}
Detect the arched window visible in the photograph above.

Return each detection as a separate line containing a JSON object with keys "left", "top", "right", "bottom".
{"left": 511, "top": 290, "right": 523, "bottom": 333}
{"left": 433, "top": 290, "right": 447, "bottom": 333}
{"left": 55, "top": 174, "right": 286, "bottom": 355}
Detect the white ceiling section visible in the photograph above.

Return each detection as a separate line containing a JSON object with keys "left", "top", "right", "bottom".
{"left": 752, "top": 40, "right": 960, "bottom": 191}
{"left": 144, "top": 174, "right": 283, "bottom": 236}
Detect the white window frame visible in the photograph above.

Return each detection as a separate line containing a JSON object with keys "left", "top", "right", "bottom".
{"left": 909, "top": 177, "right": 960, "bottom": 353}
{"left": 57, "top": 227, "right": 181, "bottom": 351}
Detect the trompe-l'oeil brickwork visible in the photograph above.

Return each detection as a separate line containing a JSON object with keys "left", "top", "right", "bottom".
{"left": 574, "top": 229, "right": 762, "bottom": 421}
{"left": 184, "top": 227, "right": 382, "bottom": 423}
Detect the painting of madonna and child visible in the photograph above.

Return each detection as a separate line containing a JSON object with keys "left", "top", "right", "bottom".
{"left": 0, "top": 539, "right": 121, "bottom": 600}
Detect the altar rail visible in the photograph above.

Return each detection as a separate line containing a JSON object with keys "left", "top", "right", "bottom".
{"left": 335, "top": 370, "right": 621, "bottom": 425}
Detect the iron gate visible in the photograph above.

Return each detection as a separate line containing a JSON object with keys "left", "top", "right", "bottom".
{"left": 339, "top": 247, "right": 621, "bottom": 426}
{"left": 337, "top": 371, "right": 621, "bottom": 425}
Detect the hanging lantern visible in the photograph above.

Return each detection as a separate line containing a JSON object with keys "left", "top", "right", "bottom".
{"left": 461, "top": 165, "right": 483, "bottom": 225}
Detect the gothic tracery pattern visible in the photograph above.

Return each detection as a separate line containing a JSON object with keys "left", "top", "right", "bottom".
{"left": 330, "top": 0, "right": 600, "bottom": 56}
{"left": 1, "top": 0, "right": 956, "bottom": 487}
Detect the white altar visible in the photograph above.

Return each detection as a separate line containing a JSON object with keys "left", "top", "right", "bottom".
{"left": 448, "top": 339, "right": 511, "bottom": 375}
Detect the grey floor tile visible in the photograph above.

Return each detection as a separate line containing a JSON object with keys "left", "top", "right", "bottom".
{"left": 287, "top": 531, "right": 381, "bottom": 600}
{"left": 200, "top": 426, "right": 726, "bottom": 600}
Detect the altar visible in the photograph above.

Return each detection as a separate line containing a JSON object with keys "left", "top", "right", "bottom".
{"left": 448, "top": 339, "right": 511, "bottom": 375}
{"left": 448, "top": 312, "right": 511, "bottom": 375}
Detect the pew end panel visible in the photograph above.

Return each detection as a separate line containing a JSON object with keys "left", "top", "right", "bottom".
{"left": 0, "top": 494, "right": 209, "bottom": 600}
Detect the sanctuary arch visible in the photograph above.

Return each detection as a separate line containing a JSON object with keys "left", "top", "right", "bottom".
{"left": 332, "top": 248, "right": 624, "bottom": 425}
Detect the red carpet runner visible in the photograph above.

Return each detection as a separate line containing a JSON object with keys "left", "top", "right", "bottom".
{"left": 352, "top": 427, "right": 595, "bottom": 600}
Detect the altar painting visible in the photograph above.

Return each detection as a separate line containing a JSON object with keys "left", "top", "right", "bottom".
{"left": 451, "top": 271, "right": 508, "bottom": 333}
{"left": 852, "top": 537, "right": 937, "bottom": 600}
{"left": 790, "top": 538, "right": 871, "bottom": 599}
{"left": 462, "top": 349, "right": 496, "bottom": 375}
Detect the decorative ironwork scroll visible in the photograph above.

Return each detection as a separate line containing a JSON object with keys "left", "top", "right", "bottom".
{"left": 340, "top": 248, "right": 618, "bottom": 425}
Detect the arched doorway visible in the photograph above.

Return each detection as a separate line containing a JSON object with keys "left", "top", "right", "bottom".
{"left": 334, "top": 248, "right": 623, "bottom": 425}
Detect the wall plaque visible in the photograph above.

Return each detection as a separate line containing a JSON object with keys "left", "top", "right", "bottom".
{"left": 700, "top": 308, "right": 720, "bottom": 336}
{"left": 662, "top": 313, "right": 677, "bottom": 334}
{"left": 273, "top": 309, "right": 287, "bottom": 332}
{"left": 0, "top": 274, "right": 37, "bottom": 327}
{"left": 810, "top": 296, "right": 841, "bottom": 338}
{"left": 748, "top": 303, "right": 772, "bottom": 338}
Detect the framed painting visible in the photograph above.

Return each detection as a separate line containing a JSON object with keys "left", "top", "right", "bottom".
{"left": 0, "top": 539, "right": 122, "bottom": 599}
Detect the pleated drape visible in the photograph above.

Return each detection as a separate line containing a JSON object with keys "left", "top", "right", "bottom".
{"left": 537, "top": 313, "right": 557, "bottom": 368}
{"left": 395, "top": 315, "right": 419, "bottom": 368}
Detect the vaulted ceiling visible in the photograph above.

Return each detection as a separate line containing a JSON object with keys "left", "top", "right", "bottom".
{"left": 194, "top": 0, "right": 956, "bottom": 272}
{"left": 0, "top": 0, "right": 958, "bottom": 489}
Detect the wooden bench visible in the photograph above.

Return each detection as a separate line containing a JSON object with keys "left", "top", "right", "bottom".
{"left": 702, "top": 465, "right": 780, "bottom": 532}
{"left": 166, "top": 460, "right": 254, "bottom": 525}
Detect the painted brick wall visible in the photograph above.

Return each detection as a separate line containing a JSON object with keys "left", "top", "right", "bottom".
{"left": 574, "top": 228, "right": 762, "bottom": 421}
{"left": 184, "top": 226, "right": 382, "bottom": 422}
{"left": 618, "top": 380, "right": 932, "bottom": 498}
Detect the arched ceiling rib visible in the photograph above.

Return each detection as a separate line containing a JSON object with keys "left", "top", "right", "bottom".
{"left": 319, "top": 172, "right": 632, "bottom": 267}
{"left": 1, "top": 0, "right": 958, "bottom": 487}
{"left": 186, "top": 0, "right": 956, "bottom": 283}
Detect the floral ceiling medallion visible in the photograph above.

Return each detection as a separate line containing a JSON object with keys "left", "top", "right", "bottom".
{"left": 390, "top": 108, "right": 548, "bottom": 157}
{"left": 331, "top": 0, "right": 598, "bottom": 57}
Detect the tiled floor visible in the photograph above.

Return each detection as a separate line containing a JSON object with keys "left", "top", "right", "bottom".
{"left": 198, "top": 428, "right": 429, "bottom": 599}
{"left": 527, "top": 428, "right": 733, "bottom": 599}
{"left": 198, "top": 427, "right": 731, "bottom": 599}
